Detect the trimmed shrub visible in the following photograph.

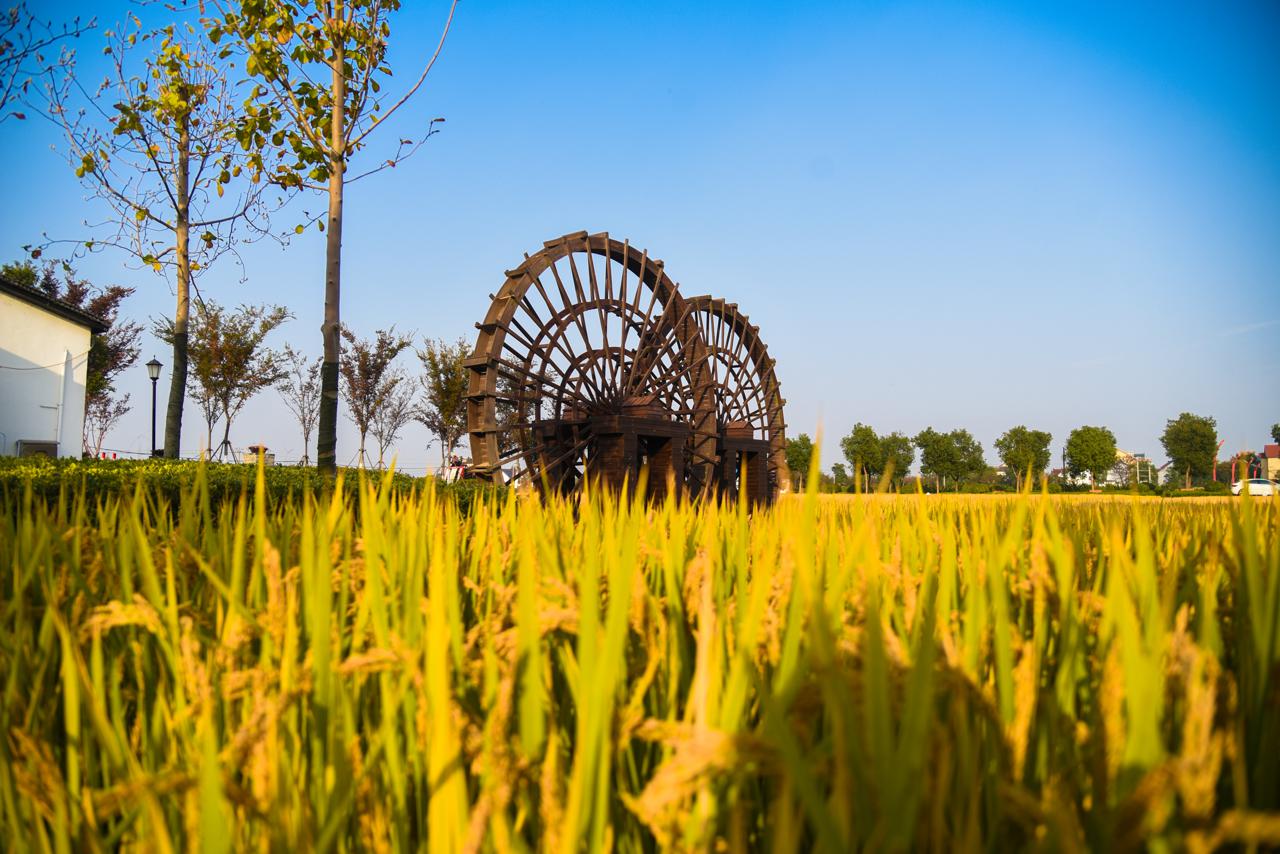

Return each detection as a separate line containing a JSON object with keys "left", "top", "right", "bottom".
{"left": 0, "top": 457, "right": 502, "bottom": 514}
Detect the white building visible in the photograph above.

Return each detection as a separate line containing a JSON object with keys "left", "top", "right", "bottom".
{"left": 1110, "top": 449, "right": 1157, "bottom": 487}
{"left": 0, "top": 277, "right": 106, "bottom": 458}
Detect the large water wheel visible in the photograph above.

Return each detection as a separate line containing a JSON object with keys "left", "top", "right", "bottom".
{"left": 465, "top": 231, "right": 787, "bottom": 503}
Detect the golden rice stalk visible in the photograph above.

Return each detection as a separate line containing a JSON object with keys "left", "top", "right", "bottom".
{"left": 624, "top": 720, "right": 775, "bottom": 848}
{"left": 77, "top": 594, "right": 166, "bottom": 641}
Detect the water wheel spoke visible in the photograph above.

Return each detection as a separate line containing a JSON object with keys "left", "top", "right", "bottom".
{"left": 491, "top": 357, "right": 598, "bottom": 414}
{"left": 548, "top": 256, "right": 608, "bottom": 394}
{"left": 506, "top": 434, "right": 593, "bottom": 485}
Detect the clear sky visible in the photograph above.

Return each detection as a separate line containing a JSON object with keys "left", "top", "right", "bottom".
{"left": 2, "top": 0, "right": 1277, "bottom": 473}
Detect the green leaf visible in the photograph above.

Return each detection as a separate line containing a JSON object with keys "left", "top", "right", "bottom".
{"left": 199, "top": 718, "right": 233, "bottom": 854}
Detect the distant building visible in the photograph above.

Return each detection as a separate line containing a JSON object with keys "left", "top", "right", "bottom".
{"left": 1053, "top": 449, "right": 1158, "bottom": 488}
{"left": 1113, "top": 449, "right": 1157, "bottom": 486}
{"left": 1051, "top": 467, "right": 1092, "bottom": 488}
{"left": 0, "top": 276, "right": 107, "bottom": 458}
{"left": 1263, "top": 444, "right": 1280, "bottom": 481}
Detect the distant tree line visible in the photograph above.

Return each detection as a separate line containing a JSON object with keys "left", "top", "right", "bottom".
{"left": 157, "top": 302, "right": 470, "bottom": 467}
{"left": 786, "top": 409, "right": 1249, "bottom": 494}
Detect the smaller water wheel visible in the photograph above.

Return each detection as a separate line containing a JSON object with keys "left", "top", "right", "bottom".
{"left": 685, "top": 296, "right": 789, "bottom": 502}
{"left": 465, "top": 230, "right": 787, "bottom": 503}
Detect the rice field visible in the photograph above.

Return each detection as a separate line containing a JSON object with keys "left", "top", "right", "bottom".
{"left": 2, "top": 467, "right": 1278, "bottom": 852}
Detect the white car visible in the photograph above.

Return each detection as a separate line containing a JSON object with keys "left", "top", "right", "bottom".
{"left": 1231, "top": 478, "right": 1277, "bottom": 497}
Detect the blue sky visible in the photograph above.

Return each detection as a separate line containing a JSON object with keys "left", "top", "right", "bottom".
{"left": 3, "top": 0, "right": 1277, "bottom": 472}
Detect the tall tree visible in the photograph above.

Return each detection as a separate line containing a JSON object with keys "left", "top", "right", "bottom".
{"left": 994, "top": 425, "right": 1053, "bottom": 490}
{"left": 83, "top": 394, "right": 130, "bottom": 458}
{"left": 277, "top": 344, "right": 321, "bottom": 465}
{"left": 950, "top": 429, "right": 986, "bottom": 487}
{"left": 209, "top": 303, "right": 289, "bottom": 458}
{"left": 414, "top": 337, "right": 469, "bottom": 468}
{"left": 155, "top": 300, "right": 289, "bottom": 458}
{"left": 185, "top": 334, "right": 221, "bottom": 454}
{"left": 41, "top": 18, "right": 275, "bottom": 460}
{"left": 340, "top": 325, "right": 411, "bottom": 468}
{"left": 829, "top": 463, "right": 851, "bottom": 493}
{"left": 1161, "top": 412, "right": 1218, "bottom": 489}
{"left": 840, "top": 422, "right": 883, "bottom": 489}
{"left": 913, "top": 427, "right": 952, "bottom": 492}
{"left": 0, "top": 3, "right": 91, "bottom": 121}
{"left": 370, "top": 367, "right": 415, "bottom": 469}
{"left": 879, "top": 432, "right": 914, "bottom": 486}
{"left": 209, "top": 0, "right": 457, "bottom": 474}
{"left": 1109, "top": 456, "right": 1134, "bottom": 489}
{"left": 1065, "top": 425, "right": 1117, "bottom": 490}
{"left": 784, "top": 433, "right": 815, "bottom": 490}
{"left": 1270, "top": 423, "right": 1279, "bottom": 445}
{"left": 2, "top": 259, "right": 140, "bottom": 453}
{"left": 914, "top": 427, "right": 985, "bottom": 491}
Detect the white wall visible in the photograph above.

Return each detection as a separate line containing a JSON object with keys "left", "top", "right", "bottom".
{"left": 0, "top": 291, "right": 92, "bottom": 458}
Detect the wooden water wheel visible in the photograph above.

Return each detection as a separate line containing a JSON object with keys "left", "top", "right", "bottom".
{"left": 684, "top": 295, "right": 790, "bottom": 502}
{"left": 465, "top": 230, "right": 786, "bottom": 503}
{"left": 464, "top": 231, "right": 718, "bottom": 497}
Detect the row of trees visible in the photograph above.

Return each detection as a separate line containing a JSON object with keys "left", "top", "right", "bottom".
{"left": 788, "top": 424, "right": 1016, "bottom": 492}
{"left": 2, "top": 254, "right": 456, "bottom": 470}
{"left": 784, "top": 411, "right": 1234, "bottom": 492}
{"left": 9, "top": 0, "right": 457, "bottom": 473}
{"left": 1072, "top": 413, "right": 1226, "bottom": 490}
{"left": 331, "top": 329, "right": 469, "bottom": 469}
{"left": 149, "top": 296, "right": 470, "bottom": 467}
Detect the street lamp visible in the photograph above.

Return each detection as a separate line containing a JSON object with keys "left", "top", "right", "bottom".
{"left": 146, "top": 357, "right": 163, "bottom": 457}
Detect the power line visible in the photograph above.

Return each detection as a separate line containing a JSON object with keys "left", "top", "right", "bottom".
{"left": 0, "top": 350, "right": 90, "bottom": 371}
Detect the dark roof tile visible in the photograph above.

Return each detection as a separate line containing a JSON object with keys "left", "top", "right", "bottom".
{"left": 0, "top": 275, "right": 109, "bottom": 333}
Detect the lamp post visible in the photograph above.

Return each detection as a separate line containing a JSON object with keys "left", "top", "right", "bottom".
{"left": 146, "top": 358, "right": 163, "bottom": 457}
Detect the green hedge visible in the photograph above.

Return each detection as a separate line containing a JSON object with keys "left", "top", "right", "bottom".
{"left": 0, "top": 457, "right": 504, "bottom": 513}
{"left": 1160, "top": 481, "right": 1234, "bottom": 498}
{"left": 1100, "top": 482, "right": 1161, "bottom": 496}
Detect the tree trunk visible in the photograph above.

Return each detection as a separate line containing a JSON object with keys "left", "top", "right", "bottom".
{"left": 219, "top": 410, "right": 233, "bottom": 460}
{"left": 1185, "top": 464, "right": 1191, "bottom": 490}
{"left": 164, "top": 116, "right": 191, "bottom": 459}
{"left": 316, "top": 46, "right": 347, "bottom": 475}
